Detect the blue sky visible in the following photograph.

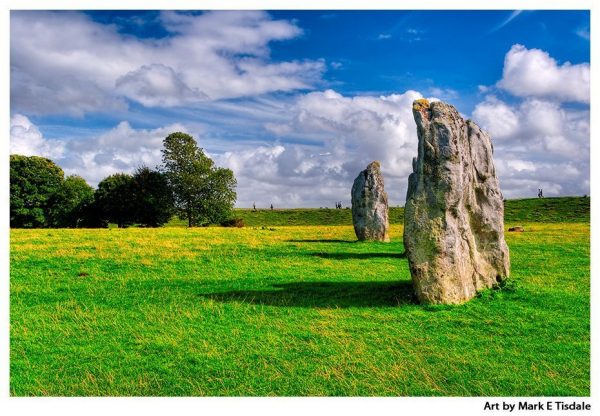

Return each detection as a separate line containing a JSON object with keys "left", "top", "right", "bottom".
{"left": 10, "top": 10, "right": 590, "bottom": 207}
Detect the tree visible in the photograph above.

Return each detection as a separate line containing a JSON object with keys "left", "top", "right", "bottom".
{"left": 77, "top": 198, "right": 109, "bottom": 228}
{"left": 161, "top": 132, "right": 237, "bottom": 227}
{"left": 95, "top": 173, "right": 136, "bottom": 228}
{"left": 200, "top": 167, "right": 237, "bottom": 224}
{"left": 10, "top": 154, "right": 64, "bottom": 228}
{"left": 132, "top": 166, "right": 174, "bottom": 227}
{"left": 47, "top": 175, "right": 95, "bottom": 228}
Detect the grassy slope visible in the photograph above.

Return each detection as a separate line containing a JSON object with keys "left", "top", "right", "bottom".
{"left": 166, "top": 197, "right": 590, "bottom": 227}
{"left": 11, "top": 219, "right": 590, "bottom": 395}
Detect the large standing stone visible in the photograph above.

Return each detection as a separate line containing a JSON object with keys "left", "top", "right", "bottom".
{"left": 351, "top": 161, "right": 390, "bottom": 242}
{"left": 404, "top": 99, "right": 510, "bottom": 304}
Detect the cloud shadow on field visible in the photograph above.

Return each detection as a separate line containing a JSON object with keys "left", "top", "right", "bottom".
{"left": 199, "top": 280, "right": 416, "bottom": 308}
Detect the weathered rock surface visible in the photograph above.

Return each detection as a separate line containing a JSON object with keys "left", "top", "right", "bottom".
{"left": 404, "top": 99, "right": 510, "bottom": 304}
{"left": 351, "top": 161, "right": 390, "bottom": 242}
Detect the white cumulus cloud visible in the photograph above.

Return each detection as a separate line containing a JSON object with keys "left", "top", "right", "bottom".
{"left": 215, "top": 89, "right": 425, "bottom": 207}
{"left": 497, "top": 44, "right": 590, "bottom": 103}
{"left": 10, "top": 114, "right": 65, "bottom": 159}
{"left": 62, "top": 121, "right": 190, "bottom": 186}
{"left": 11, "top": 11, "right": 325, "bottom": 115}
{"left": 10, "top": 116, "right": 190, "bottom": 187}
{"left": 115, "top": 64, "right": 209, "bottom": 107}
{"left": 471, "top": 96, "right": 519, "bottom": 139}
{"left": 470, "top": 44, "right": 590, "bottom": 199}
{"left": 10, "top": 32, "right": 591, "bottom": 207}
{"left": 472, "top": 96, "right": 589, "bottom": 198}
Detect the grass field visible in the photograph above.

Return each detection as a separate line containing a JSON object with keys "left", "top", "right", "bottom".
{"left": 10, "top": 198, "right": 590, "bottom": 396}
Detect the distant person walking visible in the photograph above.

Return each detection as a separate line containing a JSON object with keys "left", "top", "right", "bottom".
{"left": 538, "top": 188, "right": 544, "bottom": 198}
{"left": 253, "top": 202, "right": 256, "bottom": 211}
{"left": 270, "top": 204, "right": 274, "bottom": 210}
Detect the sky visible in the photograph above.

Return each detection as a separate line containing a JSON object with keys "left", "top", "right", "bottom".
{"left": 9, "top": 10, "right": 590, "bottom": 208}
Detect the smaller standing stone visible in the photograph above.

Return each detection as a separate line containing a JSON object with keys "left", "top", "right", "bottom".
{"left": 351, "top": 161, "right": 390, "bottom": 242}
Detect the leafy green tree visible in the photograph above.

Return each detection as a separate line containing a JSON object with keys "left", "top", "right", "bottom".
{"left": 77, "top": 198, "right": 109, "bottom": 228}
{"left": 95, "top": 173, "right": 136, "bottom": 228}
{"left": 10, "top": 154, "right": 64, "bottom": 228}
{"left": 132, "top": 166, "right": 174, "bottom": 227}
{"left": 201, "top": 167, "right": 237, "bottom": 224}
{"left": 47, "top": 175, "right": 95, "bottom": 227}
{"left": 161, "top": 132, "right": 237, "bottom": 227}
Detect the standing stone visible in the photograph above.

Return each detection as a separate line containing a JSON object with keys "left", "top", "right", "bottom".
{"left": 404, "top": 99, "right": 510, "bottom": 304}
{"left": 351, "top": 161, "right": 390, "bottom": 242}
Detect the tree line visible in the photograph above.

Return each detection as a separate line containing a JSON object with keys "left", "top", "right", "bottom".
{"left": 10, "top": 132, "right": 237, "bottom": 228}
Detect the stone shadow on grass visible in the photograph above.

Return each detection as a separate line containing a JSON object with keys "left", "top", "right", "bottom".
{"left": 199, "top": 280, "right": 416, "bottom": 308}
{"left": 310, "top": 252, "right": 406, "bottom": 260}
{"left": 286, "top": 239, "right": 357, "bottom": 243}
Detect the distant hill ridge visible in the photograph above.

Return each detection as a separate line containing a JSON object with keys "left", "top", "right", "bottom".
{"left": 215, "top": 197, "right": 589, "bottom": 227}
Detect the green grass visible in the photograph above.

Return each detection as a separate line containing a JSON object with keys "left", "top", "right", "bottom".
{"left": 11, "top": 218, "right": 590, "bottom": 395}
{"left": 166, "top": 196, "right": 590, "bottom": 227}
{"left": 503, "top": 197, "right": 590, "bottom": 223}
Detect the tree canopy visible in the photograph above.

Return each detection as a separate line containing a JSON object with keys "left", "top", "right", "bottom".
{"left": 10, "top": 154, "right": 64, "bottom": 228}
{"left": 131, "top": 166, "right": 174, "bottom": 227}
{"left": 162, "top": 132, "right": 237, "bottom": 227}
{"left": 95, "top": 173, "right": 137, "bottom": 228}
{"left": 47, "top": 175, "right": 95, "bottom": 228}
{"left": 10, "top": 132, "right": 237, "bottom": 228}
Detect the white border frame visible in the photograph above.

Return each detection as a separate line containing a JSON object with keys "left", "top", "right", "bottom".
{"left": 1, "top": 1, "right": 595, "bottom": 415}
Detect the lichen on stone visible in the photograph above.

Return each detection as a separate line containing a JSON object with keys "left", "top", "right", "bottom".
{"left": 367, "top": 160, "right": 381, "bottom": 170}
{"left": 412, "top": 98, "right": 430, "bottom": 111}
